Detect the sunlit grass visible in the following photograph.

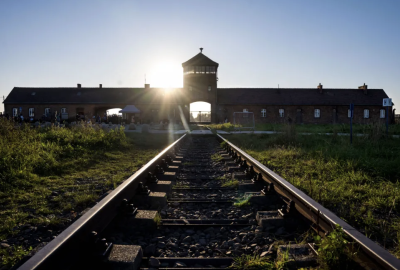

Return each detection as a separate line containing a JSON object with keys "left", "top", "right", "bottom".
{"left": 0, "top": 119, "right": 176, "bottom": 268}
{"left": 227, "top": 133, "right": 400, "bottom": 257}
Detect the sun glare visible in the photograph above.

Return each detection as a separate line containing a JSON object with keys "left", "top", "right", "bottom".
{"left": 150, "top": 61, "right": 182, "bottom": 88}
{"left": 190, "top": 102, "right": 211, "bottom": 112}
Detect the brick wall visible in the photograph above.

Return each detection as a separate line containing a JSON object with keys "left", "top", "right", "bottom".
{"left": 4, "top": 103, "right": 183, "bottom": 124}
{"left": 5, "top": 103, "right": 392, "bottom": 125}
{"left": 216, "top": 105, "right": 392, "bottom": 124}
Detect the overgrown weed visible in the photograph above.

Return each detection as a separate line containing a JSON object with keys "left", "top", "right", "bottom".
{"left": 227, "top": 133, "right": 400, "bottom": 257}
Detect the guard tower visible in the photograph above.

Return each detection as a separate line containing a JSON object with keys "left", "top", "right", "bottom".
{"left": 182, "top": 48, "right": 219, "bottom": 123}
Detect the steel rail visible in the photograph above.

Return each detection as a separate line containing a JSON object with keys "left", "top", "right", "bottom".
{"left": 217, "top": 134, "right": 400, "bottom": 270}
{"left": 18, "top": 134, "right": 187, "bottom": 270}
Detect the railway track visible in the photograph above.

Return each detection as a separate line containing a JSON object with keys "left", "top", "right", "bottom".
{"left": 17, "top": 131, "right": 400, "bottom": 269}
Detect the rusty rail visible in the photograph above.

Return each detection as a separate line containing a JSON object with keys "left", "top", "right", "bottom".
{"left": 17, "top": 134, "right": 187, "bottom": 270}
{"left": 217, "top": 134, "right": 400, "bottom": 270}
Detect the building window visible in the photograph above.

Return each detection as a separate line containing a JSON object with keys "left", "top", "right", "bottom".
{"left": 380, "top": 109, "right": 385, "bottom": 118}
{"left": 201, "top": 66, "right": 205, "bottom": 73}
{"left": 279, "top": 109, "right": 284, "bottom": 118}
{"left": 261, "top": 109, "right": 266, "bottom": 117}
{"left": 185, "top": 66, "right": 194, "bottom": 74}
{"left": 13, "top": 108, "right": 18, "bottom": 117}
{"left": 364, "top": 109, "right": 369, "bottom": 119}
{"left": 29, "top": 108, "right": 34, "bottom": 117}
{"left": 208, "top": 86, "right": 211, "bottom": 91}
{"left": 314, "top": 109, "right": 321, "bottom": 118}
{"left": 206, "top": 66, "right": 210, "bottom": 73}
{"left": 45, "top": 108, "right": 51, "bottom": 117}
{"left": 210, "top": 66, "right": 215, "bottom": 74}
{"left": 61, "top": 108, "right": 67, "bottom": 114}
{"left": 243, "top": 109, "right": 248, "bottom": 118}
{"left": 196, "top": 66, "right": 201, "bottom": 73}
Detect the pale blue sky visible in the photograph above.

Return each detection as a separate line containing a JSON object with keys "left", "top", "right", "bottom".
{"left": 1, "top": 0, "right": 399, "bottom": 112}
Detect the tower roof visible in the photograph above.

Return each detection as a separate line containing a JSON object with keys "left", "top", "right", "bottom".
{"left": 182, "top": 51, "right": 219, "bottom": 67}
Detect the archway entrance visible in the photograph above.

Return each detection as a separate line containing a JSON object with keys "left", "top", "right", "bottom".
{"left": 190, "top": 102, "right": 211, "bottom": 123}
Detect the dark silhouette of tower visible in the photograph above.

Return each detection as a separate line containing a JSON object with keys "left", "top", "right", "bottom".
{"left": 182, "top": 48, "right": 219, "bottom": 122}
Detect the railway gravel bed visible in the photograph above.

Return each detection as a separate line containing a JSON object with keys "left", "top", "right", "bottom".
{"left": 98, "top": 136, "right": 319, "bottom": 269}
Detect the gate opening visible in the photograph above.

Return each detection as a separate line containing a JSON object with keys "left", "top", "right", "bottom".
{"left": 190, "top": 102, "right": 211, "bottom": 123}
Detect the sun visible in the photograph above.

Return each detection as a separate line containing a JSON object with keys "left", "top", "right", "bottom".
{"left": 150, "top": 61, "right": 182, "bottom": 88}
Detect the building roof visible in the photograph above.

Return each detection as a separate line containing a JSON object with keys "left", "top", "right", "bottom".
{"left": 119, "top": 105, "right": 141, "bottom": 113}
{"left": 217, "top": 88, "right": 388, "bottom": 106}
{"left": 181, "top": 52, "right": 219, "bottom": 67}
{"left": 3, "top": 87, "right": 186, "bottom": 105}
{"left": 3, "top": 87, "right": 388, "bottom": 107}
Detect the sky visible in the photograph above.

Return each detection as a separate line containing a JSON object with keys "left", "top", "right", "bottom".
{"left": 1, "top": 0, "right": 399, "bottom": 113}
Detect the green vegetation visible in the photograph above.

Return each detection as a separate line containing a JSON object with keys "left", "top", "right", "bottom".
{"left": 208, "top": 122, "right": 400, "bottom": 135}
{"left": 314, "top": 224, "right": 354, "bottom": 269}
{"left": 207, "top": 122, "right": 241, "bottom": 131}
{"left": 0, "top": 119, "right": 176, "bottom": 268}
{"left": 211, "top": 153, "right": 223, "bottom": 162}
{"left": 153, "top": 213, "right": 162, "bottom": 226}
{"left": 215, "top": 175, "right": 239, "bottom": 188}
{"left": 225, "top": 132, "right": 400, "bottom": 257}
{"left": 221, "top": 179, "right": 239, "bottom": 188}
{"left": 234, "top": 194, "right": 252, "bottom": 207}
{"left": 182, "top": 162, "right": 194, "bottom": 166}
{"left": 232, "top": 254, "right": 274, "bottom": 269}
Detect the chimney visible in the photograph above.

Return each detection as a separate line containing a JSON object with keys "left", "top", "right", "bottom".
{"left": 77, "top": 84, "right": 81, "bottom": 88}
{"left": 145, "top": 84, "right": 150, "bottom": 89}
{"left": 317, "top": 83, "right": 323, "bottom": 93}
{"left": 99, "top": 84, "right": 102, "bottom": 88}
{"left": 358, "top": 83, "right": 368, "bottom": 94}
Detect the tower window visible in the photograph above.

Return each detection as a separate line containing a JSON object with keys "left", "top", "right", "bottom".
{"left": 208, "top": 86, "right": 211, "bottom": 91}
{"left": 210, "top": 66, "right": 215, "bottom": 74}
{"left": 261, "top": 109, "right": 266, "bottom": 117}
{"left": 201, "top": 66, "right": 205, "bottom": 73}
{"left": 206, "top": 66, "right": 210, "bottom": 73}
{"left": 185, "top": 66, "right": 194, "bottom": 74}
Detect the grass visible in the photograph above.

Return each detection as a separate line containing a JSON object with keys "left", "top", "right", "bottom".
{"left": 208, "top": 122, "right": 400, "bottom": 135}
{"left": 225, "top": 131, "right": 400, "bottom": 257}
{"left": 221, "top": 179, "right": 239, "bottom": 188}
{"left": 0, "top": 119, "right": 177, "bottom": 268}
{"left": 232, "top": 254, "right": 274, "bottom": 269}
{"left": 256, "top": 122, "right": 400, "bottom": 135}
{"left": 211, "top": 153, "right": 223, "bottom": 162}
{"left": 214, "top": 175, "right": 239, "bottom": 189}
{"left": 234, "top": 194, "right": 252, "bottom": 207}
{"left": 207, "top": 122, "right": 241, "bottom": 131}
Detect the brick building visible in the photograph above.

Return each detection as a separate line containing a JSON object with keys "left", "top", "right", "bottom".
{"left": 3, "top": 49, "right": 394, "bottom": 124}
